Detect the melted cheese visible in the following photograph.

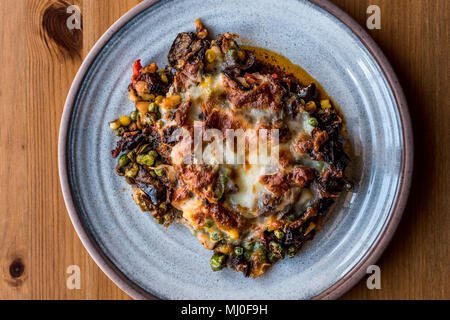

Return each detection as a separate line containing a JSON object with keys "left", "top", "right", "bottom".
{"left": 173, "top": 196, "right": 203, "bottom": 228}
{"left": 163, "top": 45, "right": 333, "bottom": 234}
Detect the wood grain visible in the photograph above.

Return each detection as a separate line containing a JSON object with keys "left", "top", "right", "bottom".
{"left": 0, "top": 0, "right": 448, "bottom": 299}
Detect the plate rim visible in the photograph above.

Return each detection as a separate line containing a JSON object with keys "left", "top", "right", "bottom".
{"left": 58, "top": 0, "right": 413, "bottom": 300}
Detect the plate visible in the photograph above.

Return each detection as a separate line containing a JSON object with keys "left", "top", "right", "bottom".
{"left": 59, "top": 0, "right": 413, "bottom": 299}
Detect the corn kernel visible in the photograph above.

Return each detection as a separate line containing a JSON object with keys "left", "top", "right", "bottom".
{"left": 155, "top": 95, "right": 164, "bottom": 104}
{"left": 161, "top": 95, "right": 181, "bottom": 109}
{"left": 205, "top": 49, "right": 216, "bottom": 63}
{"left": 109, "top": 120, "right": 120, "bottom": 130}
{"left": 119, "top": 116, "right": 131, "bottom": 127}
{"left": 321, "top": 99, "right": 332, "bottom": 109}
{"left": 135, "top": 101, "right": 150, "bottom": 115}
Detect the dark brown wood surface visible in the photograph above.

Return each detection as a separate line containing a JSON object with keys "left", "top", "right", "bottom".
{"left": 0, "top": 0, "right": 448, "bottom": 299}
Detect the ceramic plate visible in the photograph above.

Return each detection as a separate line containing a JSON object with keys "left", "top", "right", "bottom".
{"left": 59, "top": 0, "right": 413, "bottom": 299}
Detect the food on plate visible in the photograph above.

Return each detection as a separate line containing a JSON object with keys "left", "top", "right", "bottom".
{"left": 109, "top": 20, "right": 351, "bottom": 277}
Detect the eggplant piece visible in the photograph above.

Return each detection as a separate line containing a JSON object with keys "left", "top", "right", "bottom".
{"left": 111, "top": 132, "right": 145, "bottom": 158}
{"left": 231, "top": 255, "right": 252, "bottom": 277}
{"left": 137, "top": 72, "right": 169, "bottom": 96}
{"left": 135, "top": 181, "right": 166, "bottom": 207}
{"left": 224, "top": 49, "right": 256, "bottom": 78}
{"left": 167, "top": 32, "right": 209, "bottom": 69}
{"left": 142, "top": 127, "right": 161, "bottom": 150}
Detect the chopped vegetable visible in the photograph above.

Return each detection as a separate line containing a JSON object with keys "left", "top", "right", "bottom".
{"left": 287, "top": 246, "right": 297, "bottom": 258}
{"left": 274, "top": 229, "right": 285, "bottom": 239}
{"left": 149, "top": 102, "right": 158, "bottom": 113}
{"left": 109, "top": 120, "right": 120, "bottom": 130}
{"left": 234, "top": 246, "right": 243, "bottom": 256}
{"left": 119, "top": 115, "right": 131, "bottom": 127}
{"left": 131, "top": 59, "right": 142, "bottom": 86}
{"left": 130, "top": 111, "right": 138, "bottom": 121}
{"left": 125, "top": 164, "right": 138, "bottom": 178}
{"left": 205, "top": 49, "right": 216, "bottom": 63}
{"left": 210, "top": 231, "right": 222, "bottom": 241}
{"left": 205, "top": 219, "right": 214, "bottom": 228}
{"left": 308, "top": 117, "right": 318, "bottom": 127}
{"left": 321, "top": 99, "right": 332, "bottom": 109}
{"left": 269, "top": 241, "right": 284, "bottom": 257}
{"left": 242, "top": 242, "right": 254, "bottom": 251}
{"left": 118, "top": 154, "right": 130, "bottom": 167}
{"left": 155, "top": 95, "right": 164, "bottom": 104}
{"left": 160, "top": 71, "right": 168, "bottom": 83}
{"left": 140, "top": 154, "right": 154, "bottom": 166}
{"left": 149, "top": 150, "right": 158, "bottom": 158}
{"left": 161, "top": 95, "right": 181, "bottom": 109}
{"left": 115, "top": 127, "right": 125, "bottom": 136}
{"left": 210, "top": 253, "right": 227, "bottom": 271}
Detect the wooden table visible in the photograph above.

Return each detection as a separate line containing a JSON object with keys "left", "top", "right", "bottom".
{"left": 0, "top": 0, "right": 448, "bottom": 300}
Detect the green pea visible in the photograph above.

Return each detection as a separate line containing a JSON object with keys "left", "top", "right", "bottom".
{"left": 287, "top": 246, "right": 297, "bottom": 258}
{"left": 269, "top": 241, "right": 284, "bottom": 257}
{"left": 274, "top": 229, "right": 285, "bottom": 239}
{"left": 154, "top": 168, "right": 165, "bottom": 176}
{"left": 242, "top": 242, "right": 254, "bottom": 251}
{"left": 210, "top": 232, "right": 222, "bottom": 241}
{"left": 115, "top": 127, "right": 125, "bottom": 136}
{"left": 234, "top": 246, "right": 243, "bottom": 256}
{"left": 141, "top": 154, "right": 154, "bottom": 166}
{"left": 308, "top": 117, "right": 318, "bottom": 127}
{"left": 125, "top": 164, "right": 138, "bottom": 178}
{"left": 130, "top": 110, "right": 138, "bottom": 121}
{"left": 149, "top": 102, "right": 158, "bottom": 113}
{"left": 205, "top": 219, "right": 214, "bottom": 228}
{"left": 267, "top": 252, "right": 279, "bottom": 263}
{"left": 149, "top": 150, "right": 158, "bottom": 158}
{"left": 118, "top": 154, "right": 130, "bottom": 167}
{"left": 210, "top": 253, "right": 227, "bottom": 271}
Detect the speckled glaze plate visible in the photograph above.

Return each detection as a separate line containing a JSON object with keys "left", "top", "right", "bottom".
{"left": 59, "top": 0, "right": 412, "bottom": 299}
